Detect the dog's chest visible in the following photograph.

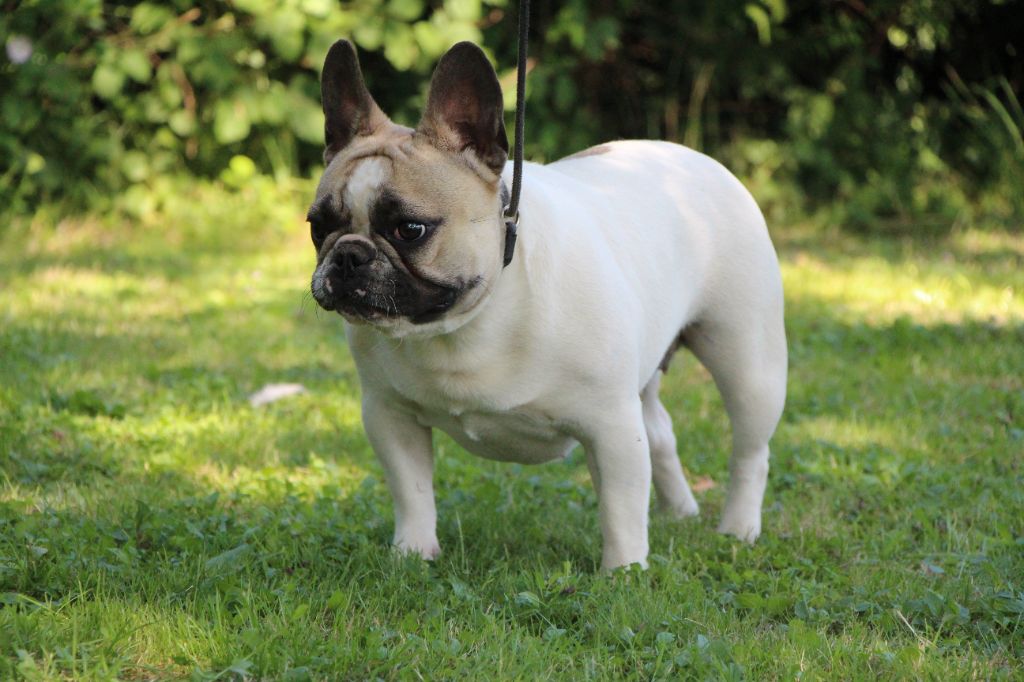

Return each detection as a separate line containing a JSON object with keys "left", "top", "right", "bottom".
{"left": 409, "top": 400, "right": 576, "bottom": 464}
{"left": 364, "top": 350, "right": 577, "bottom": 464}
{"left": 351, "top": 322, "right": 580, "bottom": 463}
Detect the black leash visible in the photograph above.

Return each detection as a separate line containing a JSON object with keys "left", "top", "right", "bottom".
{"left": 502, "top": 0, "right": 530, "bottom": 267}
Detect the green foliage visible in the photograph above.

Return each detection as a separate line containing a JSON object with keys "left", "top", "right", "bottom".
{"left": 1, "top": 189, "right": 1023, "bottom": 677}
{"left": 1, "top": 0, "right": 1021, "bottom": 230}
{"left": 945, "top": 74, "right": 1024, "bottom": 228}
{"left": 493, "top": 0, "right": 1023, "bottom": 231}
{"left": 0, "top": 0, "right": 502, "bottom": 215}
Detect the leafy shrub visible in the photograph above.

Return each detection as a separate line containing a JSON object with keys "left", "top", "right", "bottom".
{"left": 0, "top": 0, "right": 501, "bottom": 215}
{"left": 506, "top": 0, "right": 1022, "bottom": 232}
{"left": 1, "top": 0, "right": 1021, "bottom": 231}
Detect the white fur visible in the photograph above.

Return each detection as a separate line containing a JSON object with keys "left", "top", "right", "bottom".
{"left": 343, "top": 157, "right": 389, "bottom": 226}
{"left": 348, "top": 140, "right": 787, "bottom": 569}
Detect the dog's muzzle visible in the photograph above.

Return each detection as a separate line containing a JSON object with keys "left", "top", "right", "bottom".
{"left": 312, "top": 234, "right": 379, "bottom": 312}
{"left": 312, "top": 233, "right": 471, "bottom": 325}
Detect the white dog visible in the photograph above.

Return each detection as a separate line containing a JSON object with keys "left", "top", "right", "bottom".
{"left": 307, "top": 41, "right": 787, "bottom": 569}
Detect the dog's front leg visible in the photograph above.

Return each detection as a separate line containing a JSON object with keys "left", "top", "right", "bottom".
{"left": 361, "top": 395, "right": 440, "bottom": 559}
{"left": 582, "top": 401, "right": 652, "bottom": 570}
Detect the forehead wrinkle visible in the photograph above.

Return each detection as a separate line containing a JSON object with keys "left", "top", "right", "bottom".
{"left": 387, "top": 137, "right": 416, "bottom": 160}
{"left": 332, "top": 126, "right": 414, "bottom": 168}
{"left": 317, "top": 125, "right": 412, "bottom": 195}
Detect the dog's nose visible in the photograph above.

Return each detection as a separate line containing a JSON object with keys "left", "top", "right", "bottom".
{"left": 332, "top": 235, "right": 376, "bottom": 279}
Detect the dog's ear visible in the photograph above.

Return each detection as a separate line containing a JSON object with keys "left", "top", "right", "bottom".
{"left": 418, "top": 42, "right": 509, "bottom": 177}
{"left": 321, "top": 39, "right": 388, "bottom": 165}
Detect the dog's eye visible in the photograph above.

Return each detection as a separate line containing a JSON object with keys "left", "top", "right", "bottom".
{"left": 309, "top": 218, "right": 329, "bottom": 248}
{"left": 392, "top": 221, "right": 428, "bottom": 243}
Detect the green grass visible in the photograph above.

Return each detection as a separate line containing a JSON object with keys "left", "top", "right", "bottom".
{"left": 1, "top": 180, "right": 1022, "bottom": 680}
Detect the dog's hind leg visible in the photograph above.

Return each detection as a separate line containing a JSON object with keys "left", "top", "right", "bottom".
{"left": 642, "top": 370, "right": 699, "bottom": 519}
{"left": 683, "top": 303, "right": 787, "bottom": 542}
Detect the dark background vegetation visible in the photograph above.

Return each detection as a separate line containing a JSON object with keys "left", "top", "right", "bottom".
{"left": 2, "top": 0, "right": 1022, "bottom": 231}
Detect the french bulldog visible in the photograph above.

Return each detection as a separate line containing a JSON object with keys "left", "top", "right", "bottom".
{"left": 308, "top": 40, "right": 787, "bottom": 570}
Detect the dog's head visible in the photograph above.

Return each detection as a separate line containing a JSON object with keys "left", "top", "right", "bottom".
{"left": 308, "top": 40, "right": 509, "bottom": 337}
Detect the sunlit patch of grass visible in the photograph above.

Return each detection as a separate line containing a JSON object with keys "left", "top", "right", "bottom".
{"left": 1, "top": 188, "right": 1022, "bottom": 678}
{"left": 188, "top": 457, "right": 369, "bottom": 497}
{"left": 788, "top": 414, "right": 920, "bottom": 451}
{"left": 783, "top": 253, "right": 1022, "bottom": 325}
{"left": 776, "top": 224, "right": 1024, "bottom": 324}
{"left": 948, "top": 227, "right": 1024, "bottom": 258}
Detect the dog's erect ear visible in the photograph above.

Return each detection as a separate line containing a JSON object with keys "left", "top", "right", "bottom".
{"left": 418, "top": 42, "right": 509, "bottom": 177}
{"left": 321, "top": 39, "right": 388, "bottom": 165}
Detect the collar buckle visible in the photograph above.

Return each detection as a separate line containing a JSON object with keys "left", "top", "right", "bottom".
{"left": 502, "top": 206, "right": 518, "bottom": 268}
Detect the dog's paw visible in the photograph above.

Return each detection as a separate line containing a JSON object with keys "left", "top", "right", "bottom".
{"left": 393, "top": 538, "right": 441, "bottom": 560}
{"left": 601, "top": 559, "right": 649, "bottom": 574}
{"left": 716, "top": 516, "right": 761, "bottom": 543}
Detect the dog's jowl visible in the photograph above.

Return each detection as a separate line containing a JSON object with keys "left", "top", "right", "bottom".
{"left": 308, "top": 40, "right": 788, "bottom": 570}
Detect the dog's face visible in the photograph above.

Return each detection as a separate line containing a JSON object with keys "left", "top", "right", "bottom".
{"left": 308, "top": 41, "right": 509, "bottom": 337}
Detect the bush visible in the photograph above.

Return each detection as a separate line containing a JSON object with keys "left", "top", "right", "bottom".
{"left": 0, "top": 0, "right": 501, "bottom": 215}
{"left": 507, "top": 0, "right": 1023, "bottom": 231}
{"left": 2, "top": 0, "right": 1021, "bottom": 231}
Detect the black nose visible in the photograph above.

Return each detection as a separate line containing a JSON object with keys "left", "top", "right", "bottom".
{"left": 332, "top": 236, "right": 375, "bottom": 279}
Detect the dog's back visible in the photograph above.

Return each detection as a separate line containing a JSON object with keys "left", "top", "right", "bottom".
{"left": 513, "top": 139, "right": 784, "bottom": 392}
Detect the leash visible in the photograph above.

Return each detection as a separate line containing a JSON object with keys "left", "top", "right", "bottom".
{"left": 502, "top": 0, "right": 530, "bottom": 267}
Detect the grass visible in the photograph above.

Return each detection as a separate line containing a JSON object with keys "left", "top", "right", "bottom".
{"left": 1, "top": 178, "right": 1022, "bottom": 680}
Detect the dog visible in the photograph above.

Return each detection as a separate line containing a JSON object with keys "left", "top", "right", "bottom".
{"left": 307, "top": 40, "right": 787, "bottom": 570}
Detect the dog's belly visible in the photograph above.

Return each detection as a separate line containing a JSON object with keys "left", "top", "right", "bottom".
{"left": 414, "top": 407, "right": 577, "bottom": 464}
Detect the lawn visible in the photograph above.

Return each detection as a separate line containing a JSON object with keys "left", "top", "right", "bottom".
{"left": 1, "top": 180, "right": 1022, "bottom": 679}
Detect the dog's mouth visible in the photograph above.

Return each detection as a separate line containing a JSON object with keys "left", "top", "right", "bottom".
{"left": 330, "top": 287, "right": 458, "bottom": 322}
{"left": 318, "top": 284, "right": 396, "bottom": 318}
{"left": 311, "top": 264, "right": 468, "bottom": 325}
